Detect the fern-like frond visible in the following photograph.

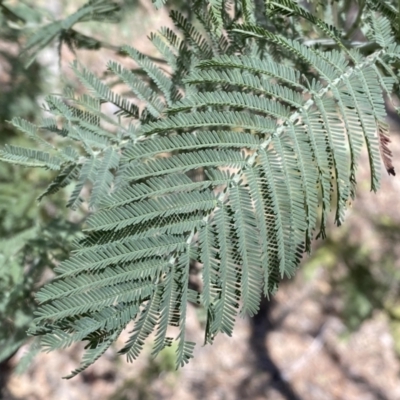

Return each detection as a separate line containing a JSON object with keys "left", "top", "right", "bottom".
{"left": 38, "top": 304, "right": 138, "bottom": 352}
{"left": 63, "top": 328, "right": 122, "bottom": 379}
{"left": 2, "top": 82, "right": 129, "bottom": 210}
{"left": 168, "top": 91, "right": 291, "bottom": 119}
{"left": 55, "top": 235, "right": 187, "bottom": 278}
{"left": 175, "top": 246, "right": 195, "bottom": 367}
{"left": 71, "top": 61, "right": 140, "bottom": 119}
{"left": 366, "top": 14, "right": 396, "bottom": 48}
{"left": 207, "top": 0, "right": 224, "bottom": 34}
{"left": 107, "top": 61, "right": 165, "bottom": 118}
{"left": 170, "top": 11, "right": 214, "bottom": 60}
{"left": 123, "top": 131, "right": 260, "bottom": 161}
{"left": 266, "top": 0, "right": 349, "bottom": 54}
{"left": 121, "top": 45, "right": 174, "bottom": 106}
{"left": 197, "top": 54, "right": 305, "bottom": 89}
{"left": 36, "top": 260, "right": 169, "bottom": 304}
{"left": 38, "top": 164, "right": 81, "bottom": 201}
{"left": 86, "top": 190, "right": 217, "bottom": 232}
{"left": 198, "top": 222, "right": 220, "bottom": 311}
{"left": 185, "top": 69, "right": 304, "bottom": 107}
{"left": 90, "top": 147, "right": 120, "bottom": 208}
{"left": 118, "top": 288, "right": 161, "bottom": 362}
{"left": 152, "top": 264, "right": 178, "bottom": 357}
{"left": 10, "top": 118, "right": 56, "bottom": 151}
{"left": 24, "top": 2, "right": 400, "bottom": 377}
{"left": 141, "top": 110, "right": 276, "bottom": 135}
{"left": 121, "top": 149, "right": 249, "bottom": 182}
{"left": 67, "top": 157, "right": 98, "bottom": 209}
{"left": 99, "top": 173, "right": 221, "bottom": 208}
{"left": 208, "top": 204, "right": 240, "bottom": 337}
{"left": 366, "top": 0, "right": 400, "bottom": 35}
{"left": 149, "top": 32, "right": 179, "bottom": 72}
{"left": 229, "top": 184, "right": 262, "bottom": 316}
{"left": 231, "top": 24, "right": 347, "bottom": 80}
{"left": 0, "top": 145, "right": 62, "bottom": 170}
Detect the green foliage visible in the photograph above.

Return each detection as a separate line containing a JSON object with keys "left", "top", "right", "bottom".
{"left": 21, "top": 0, "right": 122, "bottom": 67}
{"left": 304, "top": 215, "right": 400, "bottom": 343}
{"left": 0, "top": 221, "right": 80, "bottom": 364}
{"left": 1, "top": 0, "right": 399, "bottom": 377}
{"left": 0, "top": 2, "right": 55, "bottom": 365}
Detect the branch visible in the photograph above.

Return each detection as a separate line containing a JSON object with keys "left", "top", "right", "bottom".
{"left": 67, "top": 29, "right": 168, "bottom": 64}
{"left": 343, "top": 0, "right": 365, "bottom": 40}
{"left": 302, "top": 38, "right": 381, "bottom": 53}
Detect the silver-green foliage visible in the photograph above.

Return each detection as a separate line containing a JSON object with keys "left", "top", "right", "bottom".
{"left": 21, "top": 0, "right": 121, "bottom": 67}
{"left": 1, "top": 0, "right": 399, "bottom": 377}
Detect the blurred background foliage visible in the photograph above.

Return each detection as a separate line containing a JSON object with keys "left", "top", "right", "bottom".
{"left": 0, "top": 0, "right": 400, "bottom": 399}
{"left": 305, "top": 212, "right": 400, "bottom": 354}
{"left": 0, "top": 0, "right": 85, "bottom": 365}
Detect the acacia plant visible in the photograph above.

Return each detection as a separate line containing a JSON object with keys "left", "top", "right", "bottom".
{"left": 0, "top": 0, "right": 399, "bottom": 377}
